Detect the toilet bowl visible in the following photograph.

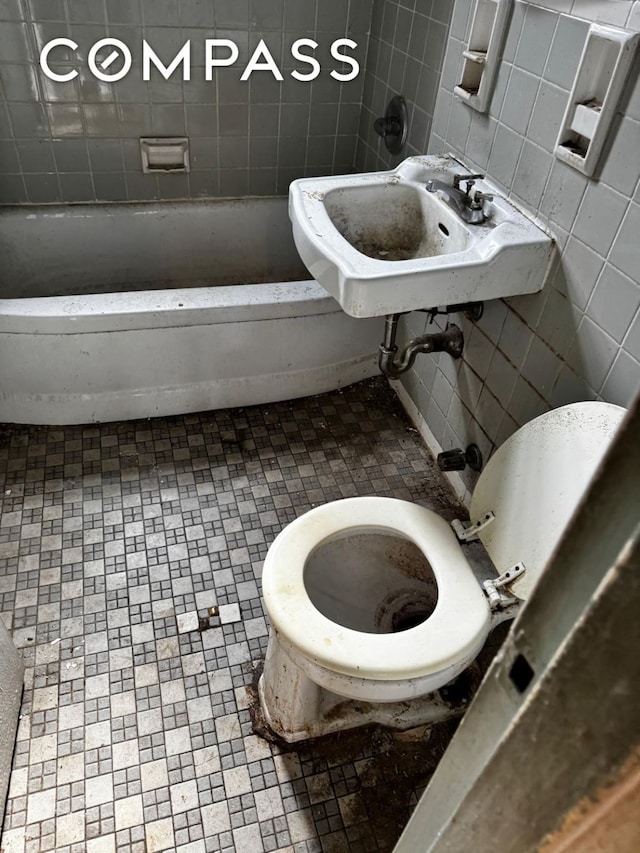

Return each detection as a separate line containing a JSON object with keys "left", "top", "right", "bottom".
{"left": 259, "top": 402, "right": 625, "bottom": 742}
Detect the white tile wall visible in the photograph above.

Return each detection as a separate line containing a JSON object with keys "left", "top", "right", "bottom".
{"left": 0, "top": 0, "right": 374, "bottom": 202}
{"left": 398, "top": 0, "right": 640, "bottom": 495}
{"left": 355, "top": 0, "right": 454, "bottom": 172}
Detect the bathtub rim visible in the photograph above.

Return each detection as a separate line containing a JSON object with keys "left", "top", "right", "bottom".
{"left": 0, "top": 280, "right": 343, "bottom": 335}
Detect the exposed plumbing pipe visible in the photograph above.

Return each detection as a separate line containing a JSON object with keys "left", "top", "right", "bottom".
{"left": 378, "top": 313, "right": 464, "bottom": 379}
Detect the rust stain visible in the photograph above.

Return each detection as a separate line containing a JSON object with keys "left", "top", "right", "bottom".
{"left": 539, "top": 747, "right": 640, "bottom": 853}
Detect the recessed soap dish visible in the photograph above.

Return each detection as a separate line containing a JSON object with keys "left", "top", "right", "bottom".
{"left": 140, "top": 137, "right": 190, "bottom": 173}
{"left": 554, "top": 24, "right": 639, "bottom": 177}
{"left": 454, "top": 0, "right": 513, "bottom": 113}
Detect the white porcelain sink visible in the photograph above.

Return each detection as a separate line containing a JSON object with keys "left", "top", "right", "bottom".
{"left": 289, "top": 155, "right": 555, "bottom": 318}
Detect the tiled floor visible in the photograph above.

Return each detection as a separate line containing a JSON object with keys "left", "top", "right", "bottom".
{"left": 0, "top": 378, "right": 468, "bottom": 853}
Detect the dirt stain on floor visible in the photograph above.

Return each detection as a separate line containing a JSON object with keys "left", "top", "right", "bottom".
{"left": 246, "top": 619, "right": 512, "bottom": 851}
{"left": 246, "top": 664, "right": 468, "bottom": 851}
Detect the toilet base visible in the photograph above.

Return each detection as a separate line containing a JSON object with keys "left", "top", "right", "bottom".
{"left": 258, "top": 630, "right": 479, "bottom": 743}
{"left": 257, "top": 674, "right": 473, "bottom": 743}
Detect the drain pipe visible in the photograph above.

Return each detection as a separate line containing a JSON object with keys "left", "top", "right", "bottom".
{"left": 378, "top": 313, "right": 464, "bottom": 379}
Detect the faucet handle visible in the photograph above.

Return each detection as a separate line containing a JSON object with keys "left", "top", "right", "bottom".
{"left": 453, "top": 172, "right": 484, "bottom": 193}
{"left": 470, "top": 190, "right": 494, "bottom": 210}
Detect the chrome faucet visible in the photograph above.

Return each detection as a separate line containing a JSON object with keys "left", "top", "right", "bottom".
{"left": 426, "top": 172, "right": 494, "bottom": 224}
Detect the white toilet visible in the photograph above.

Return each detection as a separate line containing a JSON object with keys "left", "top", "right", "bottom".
{"left": 258, "top": 402, "right": 625, "bottom": 742}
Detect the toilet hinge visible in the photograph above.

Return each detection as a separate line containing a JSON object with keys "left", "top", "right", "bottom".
{"left": 483, "top": 562, "right": 526, "bottom": 610}
{"left": 451, "top": 511, "right": 496, "bottom": 542}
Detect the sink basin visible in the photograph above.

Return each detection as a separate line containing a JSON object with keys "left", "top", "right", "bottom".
{"left": 289, "top": 155, "right": 556, "bottom": 318}
{"left": 323, "top": 182, "right": 472, "bottom": 262}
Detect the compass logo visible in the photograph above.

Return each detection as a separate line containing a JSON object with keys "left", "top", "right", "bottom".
{"left": 39, "top": 37, "right": 360, "bottom": 83}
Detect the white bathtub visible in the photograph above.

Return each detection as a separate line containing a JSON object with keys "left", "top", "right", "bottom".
{"left": 0, "top": 197, "right": 381, "bottom": 425}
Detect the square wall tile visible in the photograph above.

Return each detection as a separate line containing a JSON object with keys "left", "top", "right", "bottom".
{"left": 17, "top": 140, "right": 55, "bottom": 172}
{"left": 539, "top": 160, "right": 587, "bottom": 232}
{"left": 0, "top": 0, "right": 25, "bottom": 20}
{"left": 24, "top": 171, "right": 61, "bottom": 202}
{"left": 512, "top": 140, "right": 553, "bottom": 210}
{"left": 623, "top": 310, "right": 640, "bottom": 363}
{"left": 59, "top": 171, "right": 95, "bottom": 201}
{"left": 487, "top": 124, "right": 523, "bottom": 188}
{"left": 143, "top": 0, "right": 179, "bottom": 27}
{"left": 0, "top": 22, "right": 31, "bottom": 61}
{"left": 11, "top": 103, "right": 50, "bottom": 138}
{"left": 500, "top": 68, "right": 540, "bottom": 136}
{"left": 559, "top": 236, "right": 604, "bottom": 312}
{"left": 568, "top": 315, "right": 619, "bottom": 393}
{"left": 600, "top": 349, "right": 640, "bottom": 407}
{"left": 521, "top": 336, "right": 562, "bottom": 398}
{"left": 587, "top": 265, "right": 640, "bottom": 345}
{"left": 609, "top": 202, "right": 640, "bottom": 283}
{"left": 528, "top": 81, "right": 569, "bottom": 153}
{"left": 465, "top": 112, "right": 497, "bottom": 172}
{"left": 216, "top": 0, "right": 249, "bottom": 29}
{"left": 599, "top": 116, "right": 640, "bottom": 196}
{"left": 53, "top": 139, "right": 90, "bottom": 171}
{"left": 573, "top": 181, "right": 628, "bottom": 258}
{"left": 67, "top": 0, "right": 105, "bottom": 23}
{"left": 550, "top": 365, "right": 595, "bottom": 408}
{"left": 536, "top": 286, "right": 579, "bottom": 359}
{"left": 502, "top": 0, "right": 526, "bottom": 64}
{"left": 0, "top": 173, "right": 27, "bottom": 202}
{"left": 545, "top": 14, "right": 589, "bottom": 90}
{"left": 0, "top": 64, "right": 40, "bottom": 102}
{"left": 27, "top": 0, "right": 66, "bottom": 20}
{"left": 0, "top": 140, "right": 20, "bottom": 171}
{"left": 515, "top": 4, "right": 558, "bottom": 75}
{"left": 107, "top": 0, "right": 143, "bottom": 25}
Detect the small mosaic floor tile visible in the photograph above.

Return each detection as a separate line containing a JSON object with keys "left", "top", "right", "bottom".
{"left": 219, "top": 604, "right": 242, "bottom": 625}
{"left": 0, "top": 378, "right": 471, "bottom": 852}
{"left": 176, "top": 612, "right": 200, "bottom": 635}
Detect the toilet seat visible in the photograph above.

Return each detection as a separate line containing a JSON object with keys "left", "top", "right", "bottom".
{"left": 262, "top": 496, "right": 492, "bottom": 684}
{"left": 260, "top": 402, "right": 627, "bottom": 738}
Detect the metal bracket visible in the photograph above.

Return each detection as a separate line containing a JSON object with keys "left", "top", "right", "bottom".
{"left": 483, "top": 562, "right": 527, "bottom": 610}
{"left": 451, "top": 511, "right": 496, "bottom": 542}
